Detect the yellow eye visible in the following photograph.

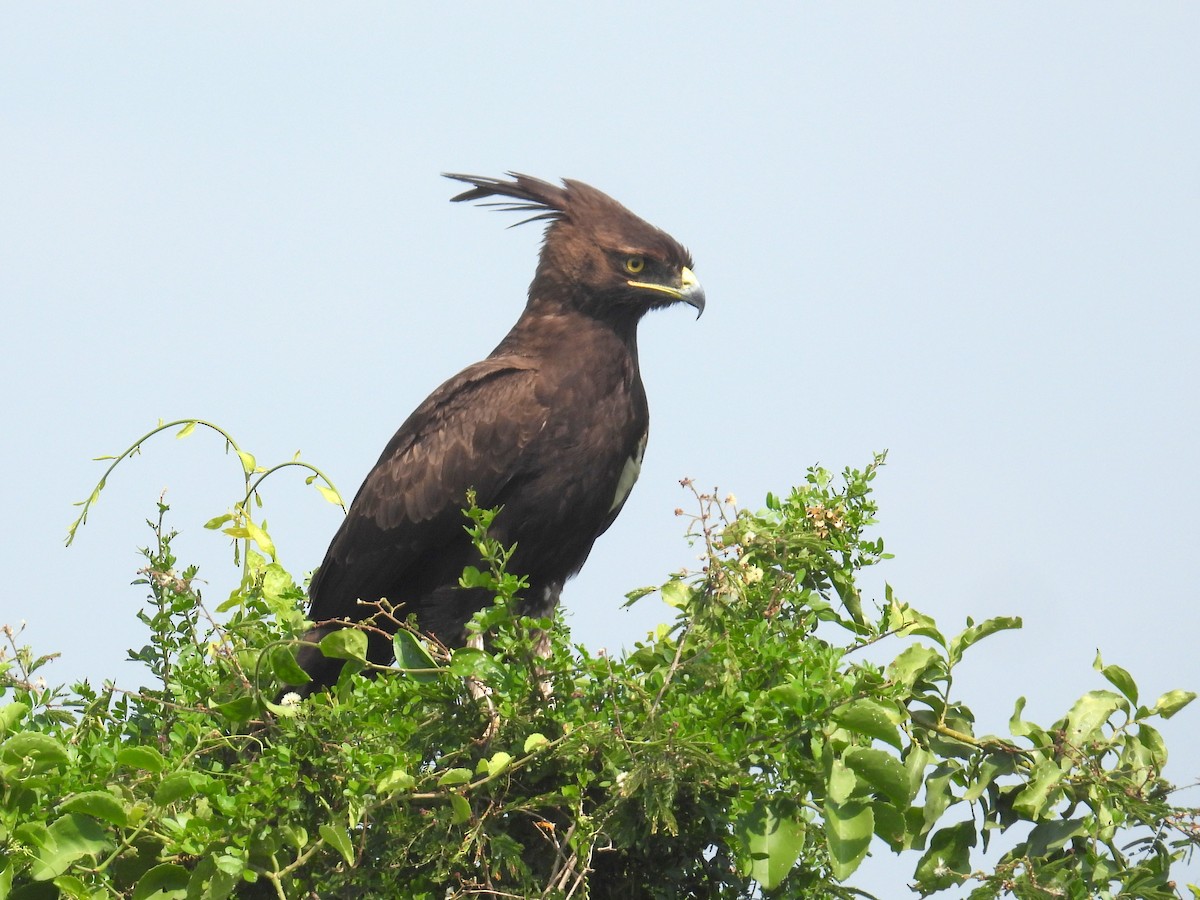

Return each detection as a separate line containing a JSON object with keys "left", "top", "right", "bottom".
{"left": 624, "top": 256, "right": 645, "bottom": 274}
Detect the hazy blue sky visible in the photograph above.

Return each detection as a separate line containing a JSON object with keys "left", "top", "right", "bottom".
{"left": 3, "top": 5, "right": 1197, "bottom": 894}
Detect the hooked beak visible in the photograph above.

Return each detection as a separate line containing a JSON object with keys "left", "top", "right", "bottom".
{"left": 677, "top": 267, "right": 705, "bottom": 318}
{"left": 626, "top": 265, "right": 706, "bottom": 318}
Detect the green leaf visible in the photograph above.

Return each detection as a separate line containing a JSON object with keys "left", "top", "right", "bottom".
{"left": 1, "top": 731, "right": 69, "bottom": 770}
{"left": 524, "top": 732, "right": 549, "bottom": 753}
{"left": 449, "top": 646, "right": 502, "bottom": 680}
{"left": 915, "top": 821, "right": 973, "bottom": 891}
{"left": 826, "top": 757, "right": 858, "bottom": 804}
{"left": 117, "top": 745, "right": 166, "bottom": 774}
{"left": 437, "top": 767, "right": 474, "bottom": 787}
{"left": 1153, "top": 688, "right": 1196, "bottom": 719}
{"left": 0, "top": 705, "right": 29, "bottom": 739}
{"left": 393, "top": 630, "right": 438, "bottom": 681}
{"left": 132, "top": 863, "right": 190, "bottom": 899}
{"left": 243, "top": 519, "right": 275, "bottom": 560}
{"left": 59, "top": 790, "right": 129, "bottom": 827}
{"left": 319, "top": 824, "right": 355, "bottom": 866}
{"left": 1093, "top": 651, "right": 1138, "bottom": 705}
{"left": 920, "top": 765, "right": 958, "bottom": 834}
{"left": 262, "top": 563, "right": 297, "bottom": 601}
{"left": 831, "top": 698, "right": 904, "bottom": 749}
{"left": 1009, "top": 696, "right": 1035, "bottom": 738}
{"left": 886, "top": 596, "right": 945, "bottom": 645}
{"left": 870, "top": 799, "right": 907, "bottom": 850}
{"left": 268, "top": 645, "right": 312, "bottom": 685}
{"left": 0, "top": 701, "right": 30, "bottom": 735}
{"left": 314, "top": 483, "right": 344, "bottom": 507}
{"left": 962, "top": 751, "right": 1018, "bottom": 802}
{"left": 188, "top": 854, "right": 238, "bottom": 900}
{"left": 318, "top": 628, "right": 368, "bottom": 662}
{"left": 449, "top": 793, "right": 472, "bottom": 824}
{"left": 830, "top": 571, "right": 864, "bottom": 623}
{"left": 378, "top": 768, "right": 416, "bottom": 794}
{"left": 236, "top": 449, "right": 257, "bottom": 474}
{"left": 1064, "top": 690, "right": 1126, "bottom": 747}
{"left": 734, "top": 799, "right": 806, "bottom": 890}
{"left": 843, "top": 748, "right": 911, "bottom": 808}
{"left": 887, "top": 644, "right": 942, "bottom": 689}
{"left": 52, "top": 875, "right": 90, "bottom": 899}
{"left": 21, "top": 813, "right": 112, "bottom": 881}
{"left": 1012, "top": 758, "right": 1066, "bottom": 818}
{"left": 282, "top": 825, "right": 309, "bottom": 850}
{"left": 824, "top": 796, "right": 873, "bottom": 881}
{"left": 1129, "top": 722, "right": 1168, "bottom": 770}
{"left": 660, "top": 579, "right": 693, "bottom": 609}
{"left": 1026, "top": 817, "right": 1086, "bottom": 857}
{"left": 486, "top": 751, "right": 512, "bottom": 777}
{"left": 175, "top": 421, "right": 197, "bottom": 439}
{"left": 154, "top": 771, "right": 208, "bottom": 806}
{"left": 623, "top": 585, "right": 657, "bottom": 606}
{"left": 215, "top": 696, "right": 258, "bottom": 725}
{"left": 948, "top": 616, "right": 1021, "bottom": 667}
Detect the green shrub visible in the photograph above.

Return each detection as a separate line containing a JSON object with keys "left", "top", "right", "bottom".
{"left": 0, "top": 424, "right": 1195, "bottom": 898}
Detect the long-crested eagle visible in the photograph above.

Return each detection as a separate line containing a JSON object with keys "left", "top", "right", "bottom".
{"left": 292, "top": 173, "right": 704, "bottom": 692}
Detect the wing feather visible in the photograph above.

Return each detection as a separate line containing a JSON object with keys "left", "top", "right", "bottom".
{"left": 307, "top": 357, "right": 545, "bottom": 623}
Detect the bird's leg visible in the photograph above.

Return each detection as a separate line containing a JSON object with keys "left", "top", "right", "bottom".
{"left": 464, "top": 631, "right": 501, "bottom": 744}
{"left": 532, "top": 628, "right": 553, "bottom": 701}
{"left": 527, "top": 581, "right": 561, "bottom": 700}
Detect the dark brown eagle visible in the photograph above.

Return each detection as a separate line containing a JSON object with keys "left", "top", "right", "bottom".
{"left": 292, "top": 173, "right": 704, "bottom": 692}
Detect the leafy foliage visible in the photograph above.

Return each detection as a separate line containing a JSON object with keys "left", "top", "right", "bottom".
{"left": 1, "top": 428, "right": 1197, "bottom": 897}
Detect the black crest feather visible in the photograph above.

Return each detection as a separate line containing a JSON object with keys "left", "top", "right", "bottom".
{"left": 444, "top": 172, "right": 570, "bottom": 228}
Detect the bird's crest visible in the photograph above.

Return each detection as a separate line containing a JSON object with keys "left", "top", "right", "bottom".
{"left": 444, "top": 172, "right": 571, "bottom": 228}
{"left": 443, "top": 172, "right": 692, "bottom": 269}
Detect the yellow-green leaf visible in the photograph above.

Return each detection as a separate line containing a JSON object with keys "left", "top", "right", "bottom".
{"left": 0, "top": 701, "right": 30, "bottom": 735}
{"left": 319, "top": 823, "right": 355, "bottom": 866}
{"left": 243, "top": 519, "right": 275, "bottom": 560}
{"left": 524, "top": 733, "right": 549, "bottom": 753}
{"left": 1154, "top": 689, "right": 1196, "bottom": 719}
{"left": 486, "top": 752, "right": 512, "bottom": 777}
{"left": 660, "top": 580, "right": 693, "bottom": 609}
{"left": 437, "top": 767, "right": 473, "bottom": 787}
{"left": 315, "top": 483, "right": 344, "bottom": 507}
{"left": 378, "top": 768, "right": 415, "bottom": 794}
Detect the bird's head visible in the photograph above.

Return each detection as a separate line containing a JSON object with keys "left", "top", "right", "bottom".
{"left": 444, "top": 172, "right": 705, "bottom": 323}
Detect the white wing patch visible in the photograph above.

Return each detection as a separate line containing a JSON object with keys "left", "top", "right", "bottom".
{"left": 610, "top": 431, "right": 648, "bottom": 513}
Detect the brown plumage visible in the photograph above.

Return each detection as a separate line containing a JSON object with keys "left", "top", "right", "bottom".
{"left": 293, "top": 173, "right": 704, "bottom": 692}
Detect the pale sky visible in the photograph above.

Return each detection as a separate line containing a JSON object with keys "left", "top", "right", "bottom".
{"left": 3, "top": 5, "right": 1197, "bottom": 894}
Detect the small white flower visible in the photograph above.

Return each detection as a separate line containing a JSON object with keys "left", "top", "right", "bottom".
{"left": 279, "top": 692, "right": 302, "bottom": 707}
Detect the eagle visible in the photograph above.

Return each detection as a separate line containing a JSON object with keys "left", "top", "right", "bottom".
{"left": 292, "top": 173, "right": 704, "bottom": 692}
